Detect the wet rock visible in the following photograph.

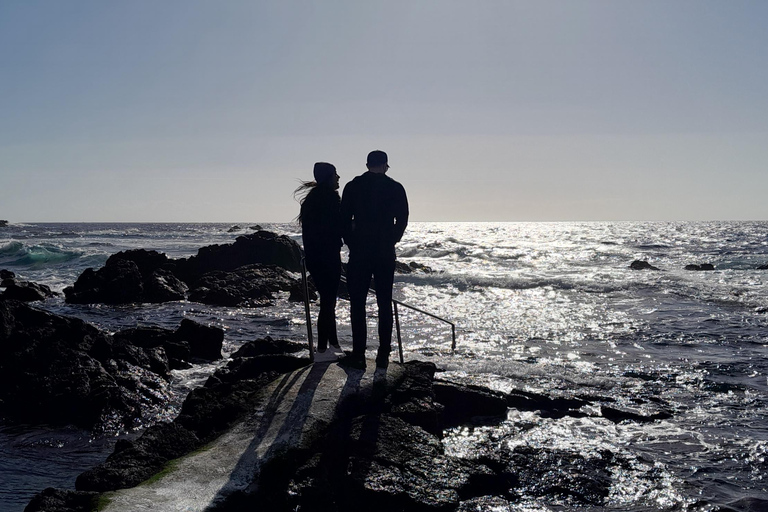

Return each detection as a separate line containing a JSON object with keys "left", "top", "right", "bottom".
{"left": 174, "top": 318, "right": 223, "bottom": 361}
{"left": 0, "top": 269, "right": 15, "bottom": 280}
{"left": 456, "top": 496, "right": 514, "bottom": 511}
{"left": 64, "top": 231, "right": 303, "bottom": 306}
{"left": 630, "top": 260, "right": 660, "bottom": 271}
{"left": 76, "top": 422, "right": 200, "bottom": 492}
{"left": 601, "top": 405, "right": 673, "bottom": 423}
{"left": 113, "top": 326, "right": 191, "bottom": 370}
{"left": 249, "top": 225, "right": 263, "bottom": 231}
{"left": 143, "top": 269, "right": 188, "bottom": 302}
{"left": 74, "top": 355, "right": 310, "bottom": 495}
{"left": 230, "top": 336, "right": 307, "bottom": 357}
{"left": 386, "top": 361, "right": 444, "bottom": 436}
{"left": 344, "top": 414, "right": 476, "bottom": 510}
{"left": 288, "top": 278, "right": 317, "bottom": 302}
{"left": 0, "top": 300, "right": 170, "bottom": 429}
{"left": 758, "top": 264, "right": 768, "bottom": 270}
{"left": 507, "top": 445, "right": 613, "bottom": 506}
{"left": 64, "top": 250, "right": 187, "bottom": 304}
{"left": 106, "top": 249, "right": 170, "bottom": 278}
{"left": 1, "top": 279, "right": 57, "bottom": 302}
{"left": 212, "top": 354, "right": 311, "bottom": 384}
{"left": 434, "top": 381, "right": 509, "bottom": 428}
{"left": 227, "top": 225, "right": 242, "bottom": 232}
{"left": 174, "top": 230, "right": 303, "bottom": 282}
{"left": 64, "top": 259, "right": 144, "bottom": 304}
{"left": 23, "top": 488, "right": 98, "bottom": 512}
{"left": 188, "top": 264, "right": 299, "bottom": 307}
{"left": 394, "top": 260, "right": 434, "bottom": 274}
{"left": 685, "top": 263, "right": 715, "bottom": 271}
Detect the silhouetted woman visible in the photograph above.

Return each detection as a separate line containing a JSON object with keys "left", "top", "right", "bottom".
{"left": 295, "top": 162, "right": 342, "bottom": 352}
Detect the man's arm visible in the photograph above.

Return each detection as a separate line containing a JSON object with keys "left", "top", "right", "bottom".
{"left": 392, "top": 184, "right": 409, "bottom": 244}
{"left": 339, "top": 183, "right": 355, "bottom": 248}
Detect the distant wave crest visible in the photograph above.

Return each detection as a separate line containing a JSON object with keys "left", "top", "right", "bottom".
{"left": 0, "top": 241, "right": 83, "bottom": 267}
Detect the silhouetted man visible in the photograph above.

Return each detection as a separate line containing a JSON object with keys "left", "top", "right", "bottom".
{"left": 339, "top": 150, "right": 409, "bottom": 369}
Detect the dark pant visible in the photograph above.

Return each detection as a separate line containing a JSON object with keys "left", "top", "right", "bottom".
{"left": 307, "top": 257, "right": 340, "bottom": 350}
{"left": 347, "top": 255, "right": 395, "bottom": 357}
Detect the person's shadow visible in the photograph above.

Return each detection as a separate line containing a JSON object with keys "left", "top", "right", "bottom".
{"left": 205, "top": 359, "right": 359, "bottom": 510}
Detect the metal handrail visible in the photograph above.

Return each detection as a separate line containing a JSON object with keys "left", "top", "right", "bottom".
{"left": 300, "top": 257, "right": 457, "bottom": 363}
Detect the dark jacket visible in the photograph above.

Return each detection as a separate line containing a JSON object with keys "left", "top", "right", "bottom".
{"left": 300, "top": 184, "right": 342, "bottom": 263}
{"left": 340, "top": 172, "right": 409, "bottom": 259}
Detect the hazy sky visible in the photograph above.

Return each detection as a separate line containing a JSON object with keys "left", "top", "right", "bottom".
{"left": 1, "top": 1, "right": 767, "bottom": 222}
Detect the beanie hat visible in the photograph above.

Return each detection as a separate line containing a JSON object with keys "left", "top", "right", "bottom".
{"left": 313, "top": 162, "right": 336, "bottom": 184}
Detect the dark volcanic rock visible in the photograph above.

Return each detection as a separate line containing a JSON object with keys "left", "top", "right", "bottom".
{"left": 758, "top": 264, "right": 768, "bottom": 270}
{"left": 113, "top": 326, "right": 191, "bottom": 370}
{"left": 507, "top": 445, "right": 612, "bottom": 506}
{"left": 288, "top": 278, "right": 317, "bottom": 302}
{"left": 685, "top": 263, "right": 715, "bottom": 271}
{"left": 64, "top": 259, "right": 144, "bottom": 304}
{"left": 76, "top": 422, "right": 200, "bottom": 492}
{"left": 174, "top": 231, "right": 303, "bottom": 282}
{"left": 64, "top": 231, "right": 302, "bottom": 306}
{"left": 0, "top": 269, "right": 15, "bottom": 280}
{"left": 174, "top": 318, "right": 223, "bottom": 361}
{"left": 601, "top": 405, "right": 673, "bottom": 423}
{"left": 75, "top": 354, "right": 310, "bottom": 494}
{"left": 106, "top": 249, "right": 170, "bottom": 277}
{"left": 387, "top": 360, "right": 444, "bottom": 436}
{"left": 395, "top": 260, "right": 435, "bottom": 274}
{"left": 23, "top": 488, "right": 98, "bottom": 512}
{"left": 0, "top": 301, "right": 170, "bottom": 429}
{"left": 64, "top": 249, "right": 187, "bottom": 304}
{"left": 230, "top": 336, "right": 307, "bottom": 357}
{"left": 630, "top": 260, "right": 660, "bottom": 271}
{"left": 143, "top": 269, "right": 188, "bottom": 302}
{"left": 2, "top": 279, "right": 57, "bottom": 302}
{"left": 188, "top": 264, "right": 298, "bottom": 307}
{"left": 434, "top": 381, "right": 509, "bottom": 428}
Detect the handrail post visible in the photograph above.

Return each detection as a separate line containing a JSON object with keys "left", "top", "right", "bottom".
{"left": 300, "top": 257, "right": 315, "bottom": 362}
{"left": 394, "top": 301, "right": 404, "bottom": 364}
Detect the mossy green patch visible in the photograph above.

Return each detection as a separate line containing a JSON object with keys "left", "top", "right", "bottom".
{"left": 94, "top": 492, "right": 114, "bottom": 511}
{"left": 138, "top": 443, "right": 215, "bottom": 487}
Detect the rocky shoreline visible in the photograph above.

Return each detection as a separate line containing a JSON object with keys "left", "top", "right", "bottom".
{"left": 23, "top": 352, "right": 674, "bottom": 512}
{"left": 0, "top": 231, "right": 684, "bottom": 511}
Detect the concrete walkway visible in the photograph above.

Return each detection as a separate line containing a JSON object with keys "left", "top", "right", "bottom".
{"left": 99, "top": 360, "right": 401, "bottom": 511}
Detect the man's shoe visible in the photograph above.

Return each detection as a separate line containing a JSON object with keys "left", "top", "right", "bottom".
{"left": 375, "top": 351, "right": 390, "bottom": 369}
{"left": 329, "top": 341, "right": 341, "bottom": 350}
{"left": 338, "top": 354, "right": 366, "bottom": 370}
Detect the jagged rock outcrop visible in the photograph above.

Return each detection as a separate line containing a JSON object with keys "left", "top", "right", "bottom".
{"left": 64, "top": 231, "right": 304, "bottom": 306}
{"left": 28, "top": 357, "right": 677, "bottom": 512}
{"left": 188, "top": 264, "right": 297, "bottom": 307}
{"left": 685, "top": 263, "right": 715, "bottom": 271}
{"left": 113, "top": 319, "right": 224, "bottom": 370}
{"left": 629, "top": 260, "right": 660, "bottom": 271}
{"left": 63, "top": 250, "right": 188, "bottom": 304}
{"left": 230, "top": 336, "right": 307, "bottom": 357}
{"left": 0, "top": 301, "right": 171, "bottom": 429}
{"left": 395, "top": 261, "right": 435, "bottom": 274}
{"left": 172, "top": 231, "right": 303, "bottom": 282}
{"left": 76, "top": 353, "right": 311, "bottom": 492}
{"left": 1, "top": 278, "right": 57, "bottom": 302}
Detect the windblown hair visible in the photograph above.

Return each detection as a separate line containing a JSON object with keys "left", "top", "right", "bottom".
{"left": 293, "top": 180, "right": 317, "bottom": 225}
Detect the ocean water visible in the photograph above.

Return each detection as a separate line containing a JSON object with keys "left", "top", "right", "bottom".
{"left": 1, "top": 221, "right": 767, "bottom": 511}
